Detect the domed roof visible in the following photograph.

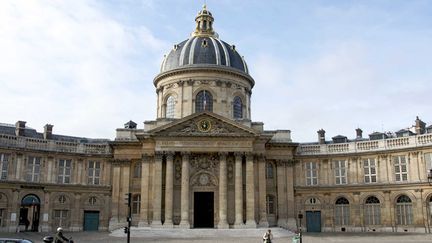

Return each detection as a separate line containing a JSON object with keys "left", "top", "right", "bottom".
{"left": 159, "top": 5, "right": 249, "bottom": 74}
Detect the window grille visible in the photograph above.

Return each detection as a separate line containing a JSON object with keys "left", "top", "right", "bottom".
{"left": 233, "top": 96, "right": 243, "bottom": 119}
{"left": 26, "top": 156, "right": 41, "bottom": 182}
{"left": 396, "top": 195, "right": 412, "bottom": 225}
{"left": 195, "top": 90, "right": 213, "bottom": 112}
{"left": 306, "top": 162, "right": 318, "bottom": 186}
{"left": 88, "top": 161, "right": 101, "bottom": 185}
{"left": 334, "top": 160, "right": 347, "bottom": 185}
{"left": 363, "top": 158, "right": 377, "bottom": 183}
{"left": 166, "top": 96, "right": 175, "bottom": 118}
{"left": 364, "top": 196, "right": 380, "bottom": 225}
{"left": 335, "top": 197, "right": 350, "bottom": 225}
{"left": 393, "top": 156, "right": 408, "bottom": 182}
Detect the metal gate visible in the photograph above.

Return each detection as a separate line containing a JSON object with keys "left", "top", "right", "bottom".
{"left": 306, "top": 211, "right": 321, "bottom": 232}
{"left": 83, "top": 211, "right": 99, "bottom": 231}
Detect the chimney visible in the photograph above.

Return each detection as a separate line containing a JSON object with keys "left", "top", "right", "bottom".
{"left": 317, "top": 129, "right": 326, "bottom": 144}
{"left": 44, "top": 124, "right": 53, "bottom": 139}
{"left": 415, "top": 116, "right": 426, "bottom": 135}
{"left": 356, "top": 128, "right": 363, "bottom": 139}
{"left": 15, "top": 121, "right": 26, "bottom": 136}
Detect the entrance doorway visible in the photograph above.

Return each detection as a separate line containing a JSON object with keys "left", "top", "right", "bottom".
{"left": 20, "top": 194, "right": 40, "bottom": 232}
{"left": 194, "top": 192, "right": 214, "bottom": 228}
{"left": 306, "top": 211, "right": 321, "bottom": 232}
{"left": 83, "top": 211, "right": 100, "bottom": 231}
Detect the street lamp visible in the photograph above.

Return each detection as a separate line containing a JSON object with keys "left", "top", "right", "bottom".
{"left": 297, "top": 212, "right": 303, "bottom": 243}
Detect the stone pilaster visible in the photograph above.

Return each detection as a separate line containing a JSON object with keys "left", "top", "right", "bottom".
{"left": 286, "top": 160, "right": 296, "bottom": 230}
{"left": 151, "top": 153, "right": 163, "bottom": 226}
{"left": 218, "top": 153, "right": 229, "bottom": 228}
{"left": 245, "top": 153, "right": 256, "bottom": 227}
{"left": 276, "top": 161, "right": 287, "bottom": 227}
{"left": 257, "top": 155, "right": 268, "bottom": 227}
{"left": 164, "top": 153, "right": 174, "bottom": 227}
{"left": 234, "top": 153, "right": 244, "bottom": 227}
{"left": 179, "top": 152, "right": 190, "bottom": 228}
{"left": 139, "top": 155, "right": 152, "bottom": 227}
{"left": 109, "top": 162, "right": 121, "bottom": 230}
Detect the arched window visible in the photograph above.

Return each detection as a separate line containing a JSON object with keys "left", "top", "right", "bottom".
{"left": 132, "top": 194, "right": 141, "bottom": 214}
{"left": 396, "top": 195, "right": 412, "bottom": 225}
{"left": 233, "top": 96, "right": 243, "bottom": 119}
{"left": 335, "top": 197, "right": 350, "bottom": 225}
{"left": 266, "top": 195, "right": 275, "bottom": 214}
{"left": 195, "top": 90, "right": 213, "bottom": 112}
{"left": 166, "top": 96, "right": 175, "bottom": 118}
{"left": 265, "top": 162, "right": 274, "bottom": 179}
{"left": 364, "top": 196, "right": 380, "bottom": 225}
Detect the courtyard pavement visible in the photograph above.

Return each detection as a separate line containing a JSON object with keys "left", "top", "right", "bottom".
{"left": 2, "top": 227, "right": 432, "bottom": 243}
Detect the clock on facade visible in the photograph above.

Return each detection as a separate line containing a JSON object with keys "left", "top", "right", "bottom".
{"left": 197, "top": 119, "right": 212, "bottom": 132}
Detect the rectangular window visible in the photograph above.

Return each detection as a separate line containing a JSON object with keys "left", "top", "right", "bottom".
{"left": 393, "top": 155, "right": 408, "bottom": 182}
{"left": 363, "top": 158, "right": 377, "bottom": 183}
{"left": 26, "top": 156, "right": 41, "bottom": 182}
{"left": 133, "top": 163, "right": 142, "bottom": 178}
{"left": 0, "top": 153, "right": 10, "bottom": 180}
{"left": 54, "top": 210, "right": 68, "bottom": 227}
{"left": 266, "top": 195, "right": 275, "bottom": 214}
{"left": 425, "top": 153, "right": 432, "bottom": 174}
{"left": 305, "top": 162, "right": 318, "bottom": 186}
{"left": 334, "top": 160, "right": 347, "bottom": 185}
{"left": 58, "top": 159, "right": 72, "bottom": 184}
{"left": 88, "top": 161, "right": 101, "bottom": 185}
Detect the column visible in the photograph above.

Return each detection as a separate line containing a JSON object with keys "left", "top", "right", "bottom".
{"left": 286, "top": 160, "right": 296, "bottom": 229}
{"left": 245, "top": 153, "right": 256, "bottom": 227}
{"left": 258, "top": 155, "right": 269, "bottom": 227}
{"left": 276, "top": 161, "right": 287, "bottom": 227}
{"left": 179, "top": 153, "right": 190, "bottom": 228}
{"left": 234, "top": 153, "right": 244, "bottom": 227}
{"left": 218, "top": 153, "right": 229, "bottom": 228}
{"left": 139, "top": 155, "right": 151, "bottom": 227}
{"left": 164, "top": 153, "right": 174, "bottom": 227}
{"left": 152, "top": 153, "right": 163, "bottom": 226}
{"left": 109, "top": 163, "right": 121, "bottom": 230}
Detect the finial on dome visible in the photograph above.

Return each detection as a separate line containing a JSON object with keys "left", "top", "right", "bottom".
{"left": 192, "top": 5, "right": 216, "bottom": 37}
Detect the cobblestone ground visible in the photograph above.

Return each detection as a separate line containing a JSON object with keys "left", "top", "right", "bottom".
{"left": 2, "top": 228, "right": 432, "bottom": 243}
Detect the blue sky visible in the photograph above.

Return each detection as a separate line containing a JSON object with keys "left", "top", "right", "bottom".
{"left": 1, "top": 0, "right": 431, "bottom": 142}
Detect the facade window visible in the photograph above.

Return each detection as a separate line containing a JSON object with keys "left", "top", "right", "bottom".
{"left": 132, "top": 194, "right": 141, "bottom": 214}
{"left": 166, "top": 96, "right": 175, "bottom": 118}
{"left": 334, "top": 160, "right": 347, "bottom": 185}
{"left": 335, "top": 197, "right": 350, "bottom": 225}
{"left": 0, "top": 153, "right": 9, "bottom": 180}
{"left": 233, "top": 96, "right": 243, "bottom": 119}
{"left": 266, "top": 195, "right": 275, "bottom": 214}
{"left": 88, "top": 161, "right": 101, "bottom": 185}
{"left": 265, "top": 162, "right": 274, "bottom": 179}
{"left": 54, "top": 210, "right": 68, "bottom": 227}
{"left": 393, "top": 155, "right": 408, "bottom": 182}
{"left": 396, "top": 195, "right": 412, "bottom": 225}
{"left": 58, "top": 159, "right": 72, "bottom": 184}
{"left": 364, "top": 196, "right": 380, "bottom": 225}
{"left": 195, "top": 90, "right": 213, "bottom": 112}
{"left": 363, "top": 158, "right": 377, "bottom": 183}
{"left": 26, "top": 156, "right": 41, "bottom": 182}
{"left": 133, "top": 163, "right": 142, "bottom": 178}
{"left": 305, "top": 162, "right": 318, "bottom": 186}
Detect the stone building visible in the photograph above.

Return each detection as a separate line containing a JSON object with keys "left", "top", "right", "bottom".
{"left": 1, "top": 5, "right": 432, "bottom": 233}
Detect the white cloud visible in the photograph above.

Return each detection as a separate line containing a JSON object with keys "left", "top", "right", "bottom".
{"left": 0, "top": 0, "right": 167, "bottom": 138}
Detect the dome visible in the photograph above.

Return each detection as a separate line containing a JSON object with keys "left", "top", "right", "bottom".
{"left": 159, "top": 5, "right": 249, "bottom": 74}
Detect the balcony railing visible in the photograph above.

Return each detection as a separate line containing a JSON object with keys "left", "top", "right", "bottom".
{"left": 297, "top": 133, "right": 432, "bottom": 155}
{"left": 0, "top": 134, "right": 111, "bottom": 155}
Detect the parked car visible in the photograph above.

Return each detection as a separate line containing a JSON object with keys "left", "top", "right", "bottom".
{"left": 0, "top": 239, "right": 34, "bottom": 243}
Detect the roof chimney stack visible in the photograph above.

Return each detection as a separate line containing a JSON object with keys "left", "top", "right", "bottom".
{"left": 415, "top": 116, "right": 426, "bottom": 135}
{"left": 356, "top": 128, "right": 363, "bottom": 139}
{"left": 44, "top": 124, "right": 53, "bottom": 139}
{"left": 318, "top": 129, "right": 326, "bottom": 144}
{"left": 15, "top": 121, "right": 26, "bottom": 136}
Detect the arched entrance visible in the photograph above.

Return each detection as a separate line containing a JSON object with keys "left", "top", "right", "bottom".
{"left": 19, "top": 194, "right": 40, "bottom": 232}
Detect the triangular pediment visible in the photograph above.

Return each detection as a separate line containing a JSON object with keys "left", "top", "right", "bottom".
{"left": 148, "top": 112, "right": 259, "bottom": 137}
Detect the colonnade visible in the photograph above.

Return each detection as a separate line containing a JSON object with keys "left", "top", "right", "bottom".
{"left": 148, "top": 151, "right": 259, "bottom": 228}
